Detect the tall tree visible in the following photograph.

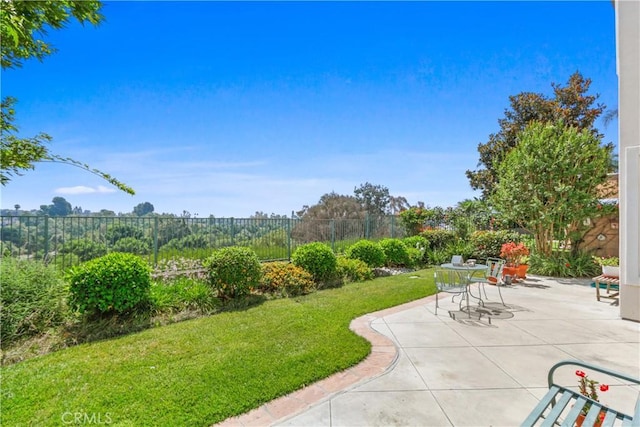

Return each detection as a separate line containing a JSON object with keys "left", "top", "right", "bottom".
{"left": 491, "top": 120, "right": 612, "bottom": 256}
{"left": 353, "top": 182, "right": 391, "bottom": 216}
{"left": 133, "top": 202, "right": 155, "bottom": 216}
{"left": 296, "top": 192, "right": 364, "bottom": 220}
{"left": 388, "top": 195, "right": 410, "bottom": 214}
{"left": 40, "top": 196, "right": 72, "bottom": 217}
{"left": 0, "top": 1, "right": 133, "bottom": 194}
{"left": 467, "top": 72, "right": 605, "bottom": 197}
{"left": 294, "top": 192, "right": 365, "bottom": 243}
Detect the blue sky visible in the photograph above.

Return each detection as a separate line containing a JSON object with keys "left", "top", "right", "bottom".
{"left": 1, "top": 1, "right": 618, "bottom": 217}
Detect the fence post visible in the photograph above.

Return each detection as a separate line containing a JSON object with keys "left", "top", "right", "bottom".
{"left": 390, "top": 215, "right": 395, "bottom": 238}
{"left": 288, "top": 211, "right": 293, "bottom": 261}
{"left": 153, "top": 217, "right": 159, "bottom": 266}
{"left": 230, "top": 217, "right": 235, "bottom": 246}
{"left": 43, "top": 215, "right": 49, "bottom": 261}
{"left": 331, "top": 219, "right": 335, "bottom": 251}
{"left": 365, "top": 213, "right": 370, "bottom": 240}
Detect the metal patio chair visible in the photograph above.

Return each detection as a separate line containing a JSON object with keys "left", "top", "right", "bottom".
{"left": 469, "top": 257, "right": 506, "bottom": 306}
{"left": 434, "top": 268, "right": 469, "bottom": 315}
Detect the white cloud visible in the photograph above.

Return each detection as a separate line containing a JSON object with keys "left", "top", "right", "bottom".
{"left": 55, "top": 185, "right": 117, "bottom": 195}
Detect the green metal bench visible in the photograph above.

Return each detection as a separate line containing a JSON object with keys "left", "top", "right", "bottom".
{"left": 521, "top": 360, "right": 640, "bottom": 427}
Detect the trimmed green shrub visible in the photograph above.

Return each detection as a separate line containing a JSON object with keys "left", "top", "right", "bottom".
{"left": 336, "top": 256, "right": 373, "bottom": 282}
{"left": 402, "top": 236, "right": 428, "bottom": 264}
{"left": 291, "top": 242, "right": 337, "bottom": 285}
{"left": 344, "top": 240, "right": 385, "bottom": 268}
{"left": 402, "top": 235, "right": 428, "bottom": 251}
{"left": 379, "top": 238, "right": 410, "bottom": 267}
{"left": 420, "top": 229, "right": 457, "bottom": 250}
{"left": 469, "top": 230, "right": 521, "bottom": 260}
{"left": 406, "top": 247, "right": 424, "bottom": 267}
{"left": 1, "top": 258, "right": 70, "bottom": 347}
{"left": 203, "top": 247, "right": 262, "bottom": 299}
{"left": 67, "top": 252, "right": 151, "bottom": 315}
{"left": 259, "top": 262, "right": 316, "bottom": 296}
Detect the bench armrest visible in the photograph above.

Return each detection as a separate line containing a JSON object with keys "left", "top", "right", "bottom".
{"left": 521, "top": 360, "right": 640, "bottom": 427}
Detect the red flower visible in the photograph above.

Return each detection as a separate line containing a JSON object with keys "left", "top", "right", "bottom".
{"left": 565, "top": 263, "right": 571, "bottom": 267}
{"left": 576, "top": 370, "right": 586, "bottom": 377}
{"left": 600, "top": 384, "right": 609, "bottom": 392}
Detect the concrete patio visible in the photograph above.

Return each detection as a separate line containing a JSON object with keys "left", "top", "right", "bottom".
{"left": 220, "top": 275, "right": 640, "bottom": 427}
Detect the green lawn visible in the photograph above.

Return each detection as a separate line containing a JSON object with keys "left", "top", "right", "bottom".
{"left": 2, "top": 269, "right": 436, "bottom": 426}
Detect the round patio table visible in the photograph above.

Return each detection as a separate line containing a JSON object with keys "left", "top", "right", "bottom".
{"left": 439, "top": 263, "right": 489, "bottom": 318}
{"left": 439, "top": 263, "right": 488, "bottom": 274}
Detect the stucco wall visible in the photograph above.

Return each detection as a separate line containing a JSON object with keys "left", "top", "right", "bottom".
{"left": 615, "top": 0, "right": 640, "bottom": 321}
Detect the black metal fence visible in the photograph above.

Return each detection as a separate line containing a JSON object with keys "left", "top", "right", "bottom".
{"left": 0, "top": 215, "right": 407, "bottom": 269}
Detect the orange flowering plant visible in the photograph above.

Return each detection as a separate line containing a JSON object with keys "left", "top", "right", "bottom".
{"left": 500, "top": 242, "right": 529, "bottom": 266}
{"left": 576, "top": 370, "right": 609, "bottom": 416}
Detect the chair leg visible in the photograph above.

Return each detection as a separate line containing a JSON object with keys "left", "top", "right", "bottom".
{"left": 481, "top": 282, "right": 489, "bottom": 300}
{"left": 496, "top": 281, "right": 506, "bottom": 306}
{"left": 435, "top": 291, "right": 438, "bottom": 315}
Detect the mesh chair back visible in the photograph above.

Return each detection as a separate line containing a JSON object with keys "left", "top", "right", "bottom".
{"left": 434, "top": 268, "right": 467, "bottom": 293}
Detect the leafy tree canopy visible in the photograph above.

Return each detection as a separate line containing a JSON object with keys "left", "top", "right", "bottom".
{"left": 298, "top": 183, "right": 404, "bottom": 221}
{"left": 490, "top": 120, "right": 613, "bottom": 256}
{"left": 297, "top": 192, "right": 364, "bottom": 220}
{"left": 133, "top": 202, "right": 155, "bottom": 217}
{"left": 467, "top": 72, "right": 605, "bottom": 197}
{"left": 1, "top": 0, "right": 103, "bottom": 68}
{"left": 0, "top": 1, "right": 133, "bottom": 194}
{"left": 40, "top": 196, "right": 72, "bottom": 217}
{"left": 354, "top": 182, "right": 391, "bottom": 215}
{"left": 250, "top": 211, "right": 288, "bottom": 219}
{"left": 388, "top": 195, "right": 410, "bottom": 214}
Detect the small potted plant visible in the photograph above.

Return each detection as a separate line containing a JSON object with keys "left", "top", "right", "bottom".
{"left": 575, "top": 370, "right": 609, "bottom": 427}
{"left": 500, "top": 242, "right": 530, "bottom": 266}
{"left": 516, "top": 255, "right": 530, "bottom": 279}
{"left": 500, "top": 242, "right": 529, "bottom": 282}
{"left": 595, "top": 256, "right": 619, "bottom": 278}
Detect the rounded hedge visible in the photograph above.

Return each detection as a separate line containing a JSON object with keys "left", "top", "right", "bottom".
{"left": 203, "top": 247, "right": 261, "bottom": 299}
{"left": 379, "top": 238, "right": 411, "bottom": 267}
{"left": 402, "top": 235, "right": 428, "bottom": 251}
{"left": 291, "top": 242, "right": 337, "bottom": 284}
{"left": 344, "top": 240, "right": 385, "bottom": 268}
{"left": 336, "top": 256, "right": 373, "bottom": 282}
{"left": 259, "top": 262, "right": 316, "bottom": 297}
{"left": 403, "top": 235, "right": 428, "bottom": 265}
{"left": 67, "top": 252, "right": 151, "bottom": 315}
